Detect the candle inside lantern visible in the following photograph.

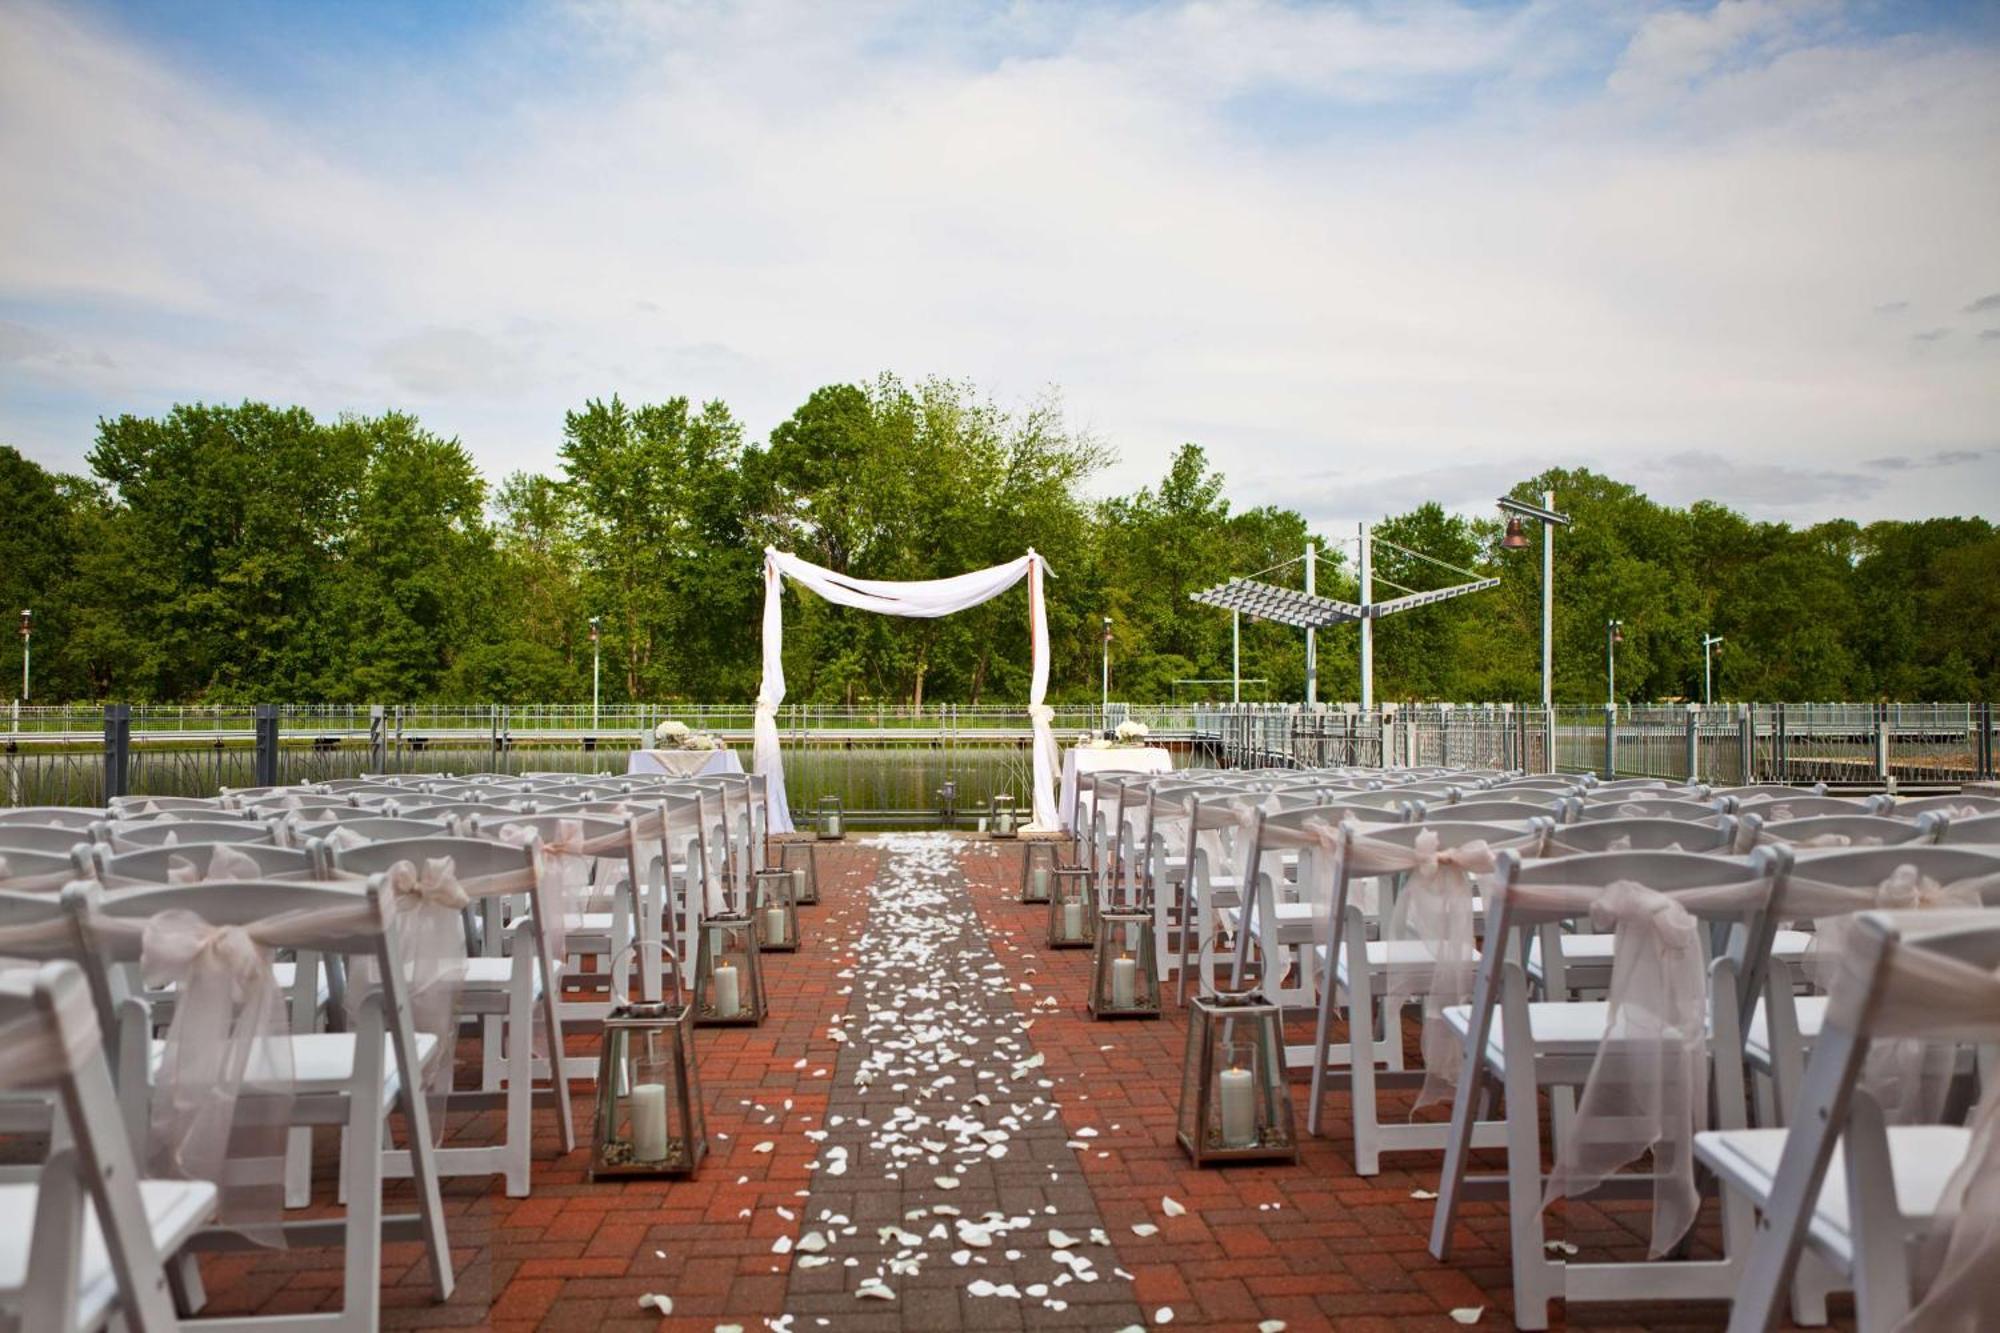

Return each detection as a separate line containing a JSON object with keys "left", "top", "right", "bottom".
{"left": 827, "top": 811, "right": 843, "bottom": 837}
{"left": 1111, "top": 953, "right": 1137, "bottom": 1008}
{"left": 1219, "top": 1066, "right": 1256, "bottom": 1148}
{"left": 630, "top": 1081, "right": 669, "bottom": 1161}
{"left": 1030, "top": 866, "right": 1050, "bottom": 898}
{"left": 1063, "top": 899, "right": 1083, "bottom": 940}
{"left": 714, "top": 960, "right": 741, "bottom": 1018}
{"left": 764, "top": 905, "right": 787, "bottom": 946}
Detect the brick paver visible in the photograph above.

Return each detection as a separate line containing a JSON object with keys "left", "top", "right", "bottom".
{"left": 178, "top": 834, "right": 1838, "bottom": 1331}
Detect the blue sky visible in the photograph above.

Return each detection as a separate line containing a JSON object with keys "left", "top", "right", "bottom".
{"left": 3, "top": 0, "right": 1997, "bottom": 525}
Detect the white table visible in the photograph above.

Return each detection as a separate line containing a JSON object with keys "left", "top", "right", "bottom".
{"left": 1060, "top": 745, "right": 1175, "bottom": 832}
{"left": 625, "top": 748, "right": 746, "bottom": 778}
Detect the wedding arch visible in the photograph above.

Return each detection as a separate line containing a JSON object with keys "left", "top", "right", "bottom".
{"left": 754, "top": 547, "right": 1058, "bottom": 833}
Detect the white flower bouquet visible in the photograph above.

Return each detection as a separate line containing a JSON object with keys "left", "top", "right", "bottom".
{"left": 653, "top": 719, "right": 724, "bottom": 750}
{"left": 1113, "top": 720, "right": 1151, "bottom": 746}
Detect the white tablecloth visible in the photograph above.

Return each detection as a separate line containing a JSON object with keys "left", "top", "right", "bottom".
{"left": 625, "top": 748, "right": 746, "bottom": 778}
{"left": 1060, "top": 746, "right": 1175, "bottom": 832}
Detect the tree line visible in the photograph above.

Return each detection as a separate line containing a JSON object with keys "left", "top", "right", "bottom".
{"left": 4, "top": 375, "right": 1994, "bottom": 707}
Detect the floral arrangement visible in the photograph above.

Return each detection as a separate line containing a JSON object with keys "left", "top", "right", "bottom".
{"left": 1075, "top": 721, "right": 1152, "bottom": 751}
{"left": 654, "top": 719, "right": 725, "bottom": 751}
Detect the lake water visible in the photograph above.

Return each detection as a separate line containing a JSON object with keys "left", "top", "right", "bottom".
{"left": 2, "top": 740, "right": 1204, "bottom": 825}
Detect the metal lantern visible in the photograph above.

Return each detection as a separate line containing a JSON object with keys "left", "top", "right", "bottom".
{"left": 754, "top": 867, "right": 798, "bottom": 953}
{"left": 1087, "top": 905, "right": 1159, "bottom": 1019}
{"left": 693, "top": 913, "right": 765, "bottom": 1026}
{"left": 1046, "top": 866, "right": 1095, "bottom": 949}
{"left": 778, "top": 838, "right": 818, "bottom": 906}
{"left": 989, "top": 793, "right": 1018, "bottom": 839}
{"left": 1019, "top": 838, "right": 1059, "bottom": 904}
{"left": 817, "top": 795, "right": 845, "bottom": 840}
{"left": 1176, "top": 954, "right": 1298, "bottom": 1164}
{"left": 591, "top": 995, "right": 706, "bottom": 1178}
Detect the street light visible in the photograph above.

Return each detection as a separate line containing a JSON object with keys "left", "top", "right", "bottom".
{"left": 589, "top": 616, "right": 603, "bottom": 732}
{"left": 1606, "top": 619, "right": 1624, "bottom": 706}
{"left": 1100, "top": 616, "right": 1113, "bottom": 729}
{"left": 1701, "top": 633, "right": 1725, "bottom": 706}
{"left": 1496, "top": 492, "right": 1571, "bottom": 708}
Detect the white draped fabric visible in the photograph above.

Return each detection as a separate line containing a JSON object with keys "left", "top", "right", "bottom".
{"left": 754, "top": 547, "right": 1058, "bottom": 833}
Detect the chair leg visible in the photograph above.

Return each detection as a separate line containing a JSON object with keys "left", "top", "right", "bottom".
{"left": 167, "top": 1252, "right": 206, "bottom": 1315}
{"left": 540, "top": 961, "right": 578, "bottom": 1153}
{"left": 1307, "top": 958, "right": 1340, "bottom": 1138}
{"left": 283, "top": 1126, "right": 312, "bottom": 1208}
{"left": 1347, "top": 977, "right": 1381, "bottom": 1176}
{"left": 1500, "top": 967, "right": 1556, "bottom": 1331}
{"left": 505, "top": 973, "right": 534, "bottom": 1197}
{"left": 482, "top": 1014, "right": 505, "bottom": 1092}
{"left": 344, "top": 1018, "right": 387, "bottom": 1331}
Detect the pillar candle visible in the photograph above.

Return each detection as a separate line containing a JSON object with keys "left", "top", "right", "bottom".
{"left": 764, "top": 905, "right": 787, "bottom": 946}
{"left": 1063, "top": 900, "right": 1083, "bottom": 939}
{"left": 1219, "top": 1066, "right": 1256, "bottom": 1148}
{"left": 1030, "top": 866, "right": 1050, "bottom": 898}
{"left": 714, "top": 960, "right": 741, "bottom": 1018}
{"left": 630, "top": 1081, "right": 669, "bottom": 1161}
{"left": 1111, "top": 955, "right": 1137, "bottom": 1008}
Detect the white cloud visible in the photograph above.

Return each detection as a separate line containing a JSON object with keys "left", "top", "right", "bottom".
{"left": 0, "top": 0, "right": 1995, "bottom": 529}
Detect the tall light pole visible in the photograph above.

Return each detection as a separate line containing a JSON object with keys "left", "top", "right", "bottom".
{"left": 1304, "top": 538, "right": 1318, "bottom": 706}
{"left": 1231, "top": 609, "right": 1241, "bottom": 704}
{"left": 1498, "top": 492, "right": 1571, "bottom": 707}
{"left": 17, "top": 609, "right": 29, "bottom": 705}
{"left": 1355, "top": 525, "right": 1372, "bottom": 710}
{"left": 589, "top": 616, "right": 602, "bottom": 732}
{"left": 1702, "top": 633, "right": 1724, "bottom": 706}
{"left": 1100, "top": 616, "right": 1112, "bottom": 726}
{"left": 1606, "top": 619, "right": 1624, "bottom": 706}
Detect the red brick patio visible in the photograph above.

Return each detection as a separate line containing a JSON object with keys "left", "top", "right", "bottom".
{"left": 187, "top": 836, "right": 1839, "bottom": 1331}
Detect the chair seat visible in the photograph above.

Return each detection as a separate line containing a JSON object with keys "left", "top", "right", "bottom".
{"left": 1443, "top": 1000, "right": 1617, "bottom": 1064}
{"left": 1745, "top": 996, "right": 1831, "bottom": 1063}
{"left": 1326, "top": 938, "right": 1444, "bottom": 982}
{"left": 0, "top": 1178, "right": 217, "bottom": 1330}
{"left": 1529, "top": 929, "right": 1813, "bottom": 981}
{"left": 1219, "top": 901, "right": 1315, "bottom": 943}
{"left": 151, "top": 1033, "right": 437, "bottom": 1100}
{"left": 458, "top": 956, "right": 542, "bottom": 993}
{"left": 1694, "top": 1125, "right": 1969, "bottom": 1263}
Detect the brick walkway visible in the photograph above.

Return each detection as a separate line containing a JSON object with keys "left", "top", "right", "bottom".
{"left": 183, "top": 835, "right": 1829, "bottom": 1332}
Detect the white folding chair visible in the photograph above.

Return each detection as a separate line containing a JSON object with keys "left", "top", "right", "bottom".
{"left": 68, "top": 876, "right": 458, "bottom": 1329}
{"left": 0, "top": 810, "right": 104, "bottom": 831}
{"left": 0, "top": 960, "right": 212, "bottom": 1333}
{"left": 1307, "top": 818, "right": 1548, "bottom": 1172}
{"left": 108, "top": 821, "right": 278, "bottom": 853}
{"left": 1742, "top": 845, "right": 2000, "bottom": 1127}
{"left": 0, "top": 826, "right": 98, "bottom": 858}
{"left": 1427, "top": 848, "right": 1783, "bottom": 1329}
{"left": 1700, "top": 907, "right": 2000, "bottom": 1332}
{"left": 330, "top": 835, "right": 574, "bottom": 1195}
{"left": 1549, "top": 816, "right": 1738, "bottom": 855}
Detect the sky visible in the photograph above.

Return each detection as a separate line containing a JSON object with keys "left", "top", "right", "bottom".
{"left": 2, "top": 0, "right": 1997, "bottom": 530}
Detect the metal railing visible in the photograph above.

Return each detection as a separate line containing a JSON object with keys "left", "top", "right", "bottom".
{"left": 5, "top": 699, "right": 1992, "bottom": 810}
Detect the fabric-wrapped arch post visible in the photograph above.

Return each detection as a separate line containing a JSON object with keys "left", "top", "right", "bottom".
{"left": 752, "top": 547, "right": 1060, "bottom": 833}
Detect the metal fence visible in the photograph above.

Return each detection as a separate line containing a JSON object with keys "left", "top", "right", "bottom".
{"left": 1179, "top": 701, "right": 1994, "bottom": 790}
{"left": 5, "top": 699, "right": 1993, "bottom": 810}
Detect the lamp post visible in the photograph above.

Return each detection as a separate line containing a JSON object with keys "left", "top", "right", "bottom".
{"left": 1606, "top": 619, "right": 1624, "bottom": 706}
{"left": 17, "top": 609, "right": 28, "bottom": 705}
{"left": 1497, "top": 492, "right": 1571, "bottom": 708}
{"left": 589, "top": 616, "right": 602, "bottom": 732}
{"left": 1701, "top": 633, "right": 1724, "bottom": 706}
{"left": 1100, "top": 617, "right": 1112, "bottom": 729}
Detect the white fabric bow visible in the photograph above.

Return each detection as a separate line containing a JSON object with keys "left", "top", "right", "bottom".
{"left": 141, "top": 910, "right": 296, "bottom": 1241}
{"left": 1537, "top": 879, "right": 1739, "bottom": 1256}
{"left": 167, "top": 843, "right": 264, "bottom": 884}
